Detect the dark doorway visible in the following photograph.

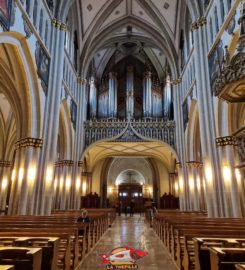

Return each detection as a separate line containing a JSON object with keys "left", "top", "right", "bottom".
{"left": 118, "top": 183, "right": 143, "bottom": 213}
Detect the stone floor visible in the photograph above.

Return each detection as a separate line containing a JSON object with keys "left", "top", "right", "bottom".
{"left": 77, "top": 214, "right": 178, "bottom": 270}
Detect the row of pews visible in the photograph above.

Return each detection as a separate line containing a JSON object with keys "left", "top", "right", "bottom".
{"left": 151, "top": 209, "right": 245, "bottom": 270}
{"left": 0, "top": 208, "right": 116, "bottom": 270}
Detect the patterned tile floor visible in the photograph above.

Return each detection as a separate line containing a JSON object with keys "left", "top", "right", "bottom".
{"left": 77, "top": 214, "right": 177, "bottom": 270}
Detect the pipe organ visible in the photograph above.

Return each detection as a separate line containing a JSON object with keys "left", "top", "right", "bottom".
{"left": 91, "top": 67, "right": 172, "bottom": 120}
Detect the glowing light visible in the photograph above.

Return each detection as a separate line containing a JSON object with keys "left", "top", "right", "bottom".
{"left": 189, "top": 177, "right": 194, "bottom": 191}
{"left": 179, "top": 177, "right": 184, "bottom": 190}
{"left": 1, "top": 178, "right": 8, "bottom": 190}
{"left": 235, "top": 169, "right": 241, "bottom": 185}
{"left": 196, "top": 177, "right": 201, "bottom": 191}
{"left": 66, "top": 177, "right": 71, "bottom": 189}
{"left": 11, "top": 170, "right": 16, "bottom": 181}
{"left": 223, "top": 166, "right": 231, "bottom": 184}
{"left": 46, "top": 167, "right": 53, "bottom": 185}
{"left": 28, "top": 167, "right": 36, "bottom": 185}
{"left": 205, "top": 166, "right": 213, "bottom": 185}
{"left": 174, "top": 182, "right": 179, "bottom": 192}
{"left": 148, "top": 186, "right": 153, "bottom": 194}
{"left": 108, "top": 186, "right": 113, "bottom": 194}
{"left": 82, "top": 182, "right": 87, "bottom": 194}
{"left": 76, "top": 177, "right": 81, "bottom": 190}
{"left": 18, "top": 168, "right": 24, "bottom": 184}
{"left": 54, "top": 178, "right": 58, "bottom": 189}
{"left": 60, "top": 177, "right": 64, "bottom": 189}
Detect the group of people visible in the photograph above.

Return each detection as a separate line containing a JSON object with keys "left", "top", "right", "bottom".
{"left": 116, "top": 200, "right": 135, "bottom": 217}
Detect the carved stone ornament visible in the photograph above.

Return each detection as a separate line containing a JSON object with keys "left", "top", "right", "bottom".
{"left": 83, "top": 118, "right": 176, "bottom": 150}
{"left": 212, "top": 52, "right": 245, "bottom": 102}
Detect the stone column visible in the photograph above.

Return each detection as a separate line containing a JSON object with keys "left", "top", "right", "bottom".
{"left": 71, "top": 79, "right": 87, "bottom": 209}
{"left": 186, "top": 161, "right": 204, "bottom": 211}
{"left": 89, "top": 76, "right": 97, "bottom": 119}
{"left": 108, "top": 72, "right": 118, "bottom": 118}
{"left": 0, "top": 161, "right": 13, "bottom": 212}
{"left": 35, "top": 19, "right": 67, "bottom": 215}
{"left": 163, "top": 75, "right": 171, "bottom": 119}
{"left": 53, "top": 160, "right": 73, "bottom": 210}
{"left": 216, "top": 136, "right": 243, "bottom": 217}
{"left": 191, "top": 17, "right": 227, "bottom": 217}
{"left": 8, "top": 138, "right": 42, "bottom": 215}
{"left": 173, "top": 79, "right": 189, "bottom": 211}
{"left": 143, "top": 71, "right": 152, "bottom": 118}
{"left": 126, "top": 66, "right": 134, "bottom": 119}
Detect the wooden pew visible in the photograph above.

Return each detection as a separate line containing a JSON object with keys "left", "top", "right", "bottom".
{"left": 0, "top": 247, "right": 42, "bottom": 270}
{"left": 209, "top": 247, "right": 245, "bottom": 270}
{"left": 0, "top": 266, "right": 15, "bottom": 270}
{"left": 150, "top": 211, "right": 245, "bottom": 270}
{"left": 0, "top": 237, "right": 59, "bottom": 270}
{"left": 236, "top": 264, "right": 245, "bottom": 270}
{"left": 194, "top": 237, "right": 245, "bottom": 270}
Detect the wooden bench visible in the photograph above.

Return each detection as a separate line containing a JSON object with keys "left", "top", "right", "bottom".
{"left": 209, "top": 247, "right": 245, "bottom": 270}
{"left": 150, "top": 211, "right": 245, "bottom": 270}
{"left": 0, "top": 237, "right": 59, "bottom": 270}
{"left": 0, "top": 266, "right": 15, "bottom": 270}
{"left": 236, "top": 264, "right": 245, "bottom": 270}
{"left": 0, "top": 247, "right": 42, "bottom": 270}
{"left": 194, "top": 237, "right": 245, "bottom": 270}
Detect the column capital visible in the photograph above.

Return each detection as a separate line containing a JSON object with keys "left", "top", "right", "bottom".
{"left": 55, "top": 160, "right": 74, "bottom": 167}
{"left": 216, "top": 136, "right": 236, "bottom": 146}
{"left": 51, "top": 19, "right": 67, "bottom": 31}
{"left": 171, "top": 77, "right": 182, "bottom": 85}
{"left": 109, "top": 72, "right": 117, "bottom": 79}
{"left": 191, "top": 16, "right": 207, "bottom": 31}
{"left": 186, "top": 161, "right": 203, "bottom": 168}
{"left": 77, "top": 78, "right": 87, "bottom": 85}
{"left": 0, "top": 161, "right": 13, "bottom": 168}
{"left": 127, "top": 66, "right": 134, "bottom": 72}
{"left": 15, "top": 137, "right": 43, "bottom": 150}
{"left": 143, "top": 71, "right": 152, "bottom": 79}
{"left": 175, "top": 162, "right": 182, "bottom": 169}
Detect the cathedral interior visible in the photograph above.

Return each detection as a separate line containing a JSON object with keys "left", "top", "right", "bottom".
{"left": 0, "top": 0, "right": 245, "bottom": 269}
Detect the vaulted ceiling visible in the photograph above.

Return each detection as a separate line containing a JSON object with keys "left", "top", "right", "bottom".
{"left": 71, "top": 0, "right": 185, "bottom": 78}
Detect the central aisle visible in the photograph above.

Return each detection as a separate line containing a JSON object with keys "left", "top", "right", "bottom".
{"left": 77, "top": 215, "right": 177, "bottom": 270}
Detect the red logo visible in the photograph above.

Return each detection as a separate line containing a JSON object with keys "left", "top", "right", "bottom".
{"left": 100, "top": 246, "right": 148, "bottom": 269}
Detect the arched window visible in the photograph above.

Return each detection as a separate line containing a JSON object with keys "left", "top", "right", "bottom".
{"left": 39, "top": 10, "right": 44, "bottom": 37}
{"left": 33, "top": 0, "right": 38, "bottom": 27}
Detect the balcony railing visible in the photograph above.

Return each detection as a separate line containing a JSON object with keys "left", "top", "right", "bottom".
{"left": 83, "top": 118, "right": 176, "bottom": 149}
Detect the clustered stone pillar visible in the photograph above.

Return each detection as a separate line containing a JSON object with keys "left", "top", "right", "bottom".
{"left": 0, "top": 161, "right": 13, "bottom": 212}
{"left": 72, "top": 79, "right": 87, "bottom": 209}
{"left": 89, "top": 76, "right": 97, "bottom": 119}
{"left": 108, "top": 72, "right": 118, "bottom": 118}
{"left": 163, "top": 75, "right": 171, "bottom": 119}
{"left": 126, "top": 66, "right": 134, "bottom": 119}
{"left": 36, "top": 19, "right": 67, "bottom": 215}
{"left": 53, "top": 160, "right": 74, "bottom": 210}
{"left": 216, "top": 136, "right": 243, "bottom": 217}
{"left": 173, "top": 78, "right": 189, "bottom": 211}
{"left": 143, "top": 71, "right": 152, "bottom": 118}
{"left": 192, "top": 17, "right": 227, "bottom": 217}
{"left": 186, "top": 161, "right": 206, "bottom": 211}
{"left": 8, "top": 138, "right": 42, "bottom": 215}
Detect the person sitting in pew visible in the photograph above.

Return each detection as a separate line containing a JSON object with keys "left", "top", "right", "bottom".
{"left": 77, "top": 210, "right": 91, "bottom": 236}
{"left": 77, "top": 210, "right": 90, "bottom": 223}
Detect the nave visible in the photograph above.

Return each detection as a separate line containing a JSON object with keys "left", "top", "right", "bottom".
{"left": 78, "top": 215, "right": 177, "bottom": 270}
